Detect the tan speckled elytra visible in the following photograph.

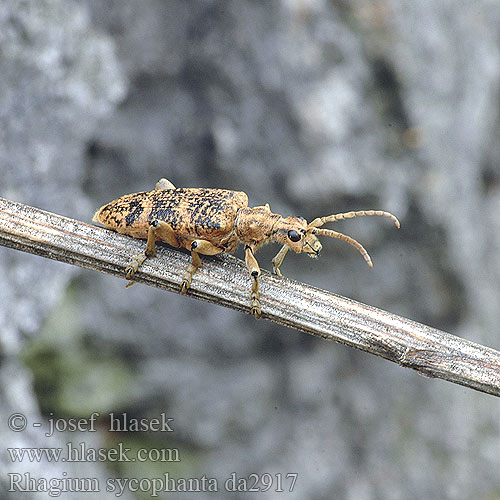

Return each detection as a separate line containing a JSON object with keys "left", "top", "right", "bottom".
{"left": 94, "top": 178, "right": 400, "bottom": 318}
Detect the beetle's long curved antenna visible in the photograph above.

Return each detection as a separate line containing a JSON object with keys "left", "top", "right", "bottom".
{"left": 308, "top": 210, "right": 400, "bottom": 229}
{"left": 313, "top": 228, "right": 373, "bottom": 268}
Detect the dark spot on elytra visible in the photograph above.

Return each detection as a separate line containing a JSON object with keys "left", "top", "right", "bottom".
{"left": 125, "top": 200, "right": 144, "bottom": 226}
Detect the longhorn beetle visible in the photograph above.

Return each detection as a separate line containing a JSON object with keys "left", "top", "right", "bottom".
{"left": 94, "top": 178, "right": 400, "bottom": 318}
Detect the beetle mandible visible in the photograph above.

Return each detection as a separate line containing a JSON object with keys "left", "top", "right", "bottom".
{"left": 93, "top": 178, "right": 400, "bottom": 318}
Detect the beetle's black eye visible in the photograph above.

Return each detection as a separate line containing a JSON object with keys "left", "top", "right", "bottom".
{"left": 288, "top": 230, "right": 301, "bottom": 242}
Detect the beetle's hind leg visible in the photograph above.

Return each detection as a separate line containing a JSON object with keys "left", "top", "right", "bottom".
{"left": 125, "top": 220, "right": 179, "bottom": 284}
{"left": 181, "top": 251, "right": 202, "bottom": 294}
{"left": 125, "top": 225, "right": 157, "bottom": 281}
{"left": 180, "top": 239, "right": 224, "bottom": 294}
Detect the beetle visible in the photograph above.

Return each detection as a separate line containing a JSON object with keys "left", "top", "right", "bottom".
{"left": 93, "top": 178, "right": 400, "bottom": 318}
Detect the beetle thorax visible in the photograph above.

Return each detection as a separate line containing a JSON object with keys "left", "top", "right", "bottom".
{"left": 234, "top": 206, "right": 282, "bottom": 248}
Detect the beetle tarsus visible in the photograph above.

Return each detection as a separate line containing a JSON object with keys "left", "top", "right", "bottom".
{"left": 180, "top": 280, "right": 190, "bottom": 295}
{"left": 124, "top": 223, "right": 159, "bottom": 284}
{"left": 180, "top": 251, "right": 202, "bottom": 294}
{"left": 125, "top": 253, "right": 147, "bottom": 280}
{"left": 250, "top": 278, "right": 262, "bottom": 319}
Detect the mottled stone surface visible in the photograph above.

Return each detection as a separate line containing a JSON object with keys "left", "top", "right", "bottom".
{"left": 2, "top": 0, "right": 500, "bottom": 498}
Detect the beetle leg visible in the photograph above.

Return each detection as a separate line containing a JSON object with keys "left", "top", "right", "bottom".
{"left": 181, "top": 251, "right": 202, "bottom": 294}
{"left": 271, "top": 244, "right": 289, "bottom": 277}
{"left": 250, "top": 279, "right": 261, "bottom": 319}
{"left": 125, "top": 224, "right": 156, "bottom": 281}
{"left": 180, "top": 239, "right": 224, "bottom": 293}
{"left": 125, "top": 220, "right": 179, "bottom": 283}
{"left": 190, "top": 239, "right": 224, "bottom": 256}
{"left": 245, "top": 246, "right": 262, "bottom": 319}
{"left": 155, "top": 178, "right": 176, "bottom": 190}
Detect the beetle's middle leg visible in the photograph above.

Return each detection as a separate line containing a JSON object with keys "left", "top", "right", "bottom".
{"left": 180, "top": 239, "right": 224, "bottom": 294}
{"left": 125, "top": 220, "right": 179, "bottom": 282}
{"left": 245, "top": 246, "right": 262, "bottom": 319}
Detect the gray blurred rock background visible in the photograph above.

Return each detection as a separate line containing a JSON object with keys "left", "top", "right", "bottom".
{"left": 1, "top": 0, "right": 500, "bottom": 499}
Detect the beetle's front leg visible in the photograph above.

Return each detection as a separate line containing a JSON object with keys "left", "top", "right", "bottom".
{"left": 125, "top": 220, "right": 178, "bottom": 283}
{"left": 245, "top": 245, "right": 262, "bottom": 319}
{"left": 271, "top": 244, "right": 289, "bottom": 277}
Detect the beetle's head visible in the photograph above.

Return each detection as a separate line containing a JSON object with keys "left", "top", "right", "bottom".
{"left": 273, "top": 209, "right": 400, "bottom": 270}
{"left": 274, "top": 216, "right": 322, "bottom": 257}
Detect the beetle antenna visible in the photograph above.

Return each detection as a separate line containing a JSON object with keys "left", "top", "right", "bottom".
{"left": 313, "top": 228, "right": 373, "bottom": 268}
{"left": 308, "top": 210, "right": 400, "bottom": 230}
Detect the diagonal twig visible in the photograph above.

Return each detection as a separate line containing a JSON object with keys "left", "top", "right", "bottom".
{"left": 1, "top": 196, "right": 500, "bottom": 396}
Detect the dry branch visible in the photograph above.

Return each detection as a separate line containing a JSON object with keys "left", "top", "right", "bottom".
{"left": 1, "top": 196, "right": 500, "bottom": 396}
